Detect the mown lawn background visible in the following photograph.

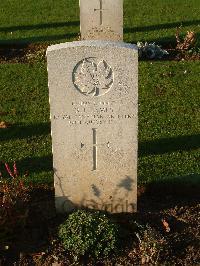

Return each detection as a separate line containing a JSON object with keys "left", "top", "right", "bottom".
{"left": 0, "top": 0, "right": 199, "bottom": 186}
{"left": 0, "top": 0, "right": 199, "bottom": 45}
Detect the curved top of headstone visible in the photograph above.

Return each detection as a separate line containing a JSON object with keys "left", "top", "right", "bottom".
{"left": 47, "top": 40, "right": 138, "bottom": 54}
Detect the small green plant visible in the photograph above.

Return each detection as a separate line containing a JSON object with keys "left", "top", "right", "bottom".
{"left": 135, "top": 224, "right": 166, "bottom": 265}
{"left": 58, "top": 210, "right": 119, "bottom": 259}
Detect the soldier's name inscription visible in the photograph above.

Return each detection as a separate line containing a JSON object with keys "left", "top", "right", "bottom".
{"left": 53, "top": 100, "right": 136, "bottom": 126}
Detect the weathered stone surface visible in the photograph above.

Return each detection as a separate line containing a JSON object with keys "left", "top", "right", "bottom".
{"left": 47, "top": 40, "right": 138, "bottom": 213}
{"left": 80, "top": 0, "right": 123, "bottom": 41}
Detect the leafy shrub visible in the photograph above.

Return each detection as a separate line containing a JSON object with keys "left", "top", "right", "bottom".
{"left": 175, "top": 29, "right": 196, "bottom": 51}
{"left": 58, "top": 210, "right": 119, "bottom": 258}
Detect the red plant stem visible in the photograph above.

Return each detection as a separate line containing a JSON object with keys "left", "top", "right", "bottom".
{"left": 13, "top": 161, "right": 19, "bottom": 177}
{"left": 4, "top": 163, "right": 15, "bottom": 178}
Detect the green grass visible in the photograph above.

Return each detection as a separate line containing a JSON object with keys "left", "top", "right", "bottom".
{"left": 124, "top": 0, "right": 200, "bottom": 45}
{"left": 0, "top": 0, "right": 80, "bottom": 44}
{"left": 0, "top": 0, "right": 199, "bottom": 46}
{"left": 139, "top": 60, "right": 200, "bottom": 183}
{"left": 0, "top": 0, "right": 199, "bottom": 186}
{"left": 0, "top": 61, "right": 199, "bottom": 185}
{"left": 0, "top": 63, "right": 52, "bottom": 184}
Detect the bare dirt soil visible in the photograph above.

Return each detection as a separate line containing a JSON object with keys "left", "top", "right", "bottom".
{"left": 0, "top": 184, "right": 199, "bottom": 266}
{"left": 0, "top": 43, "right": 199, "bottom": 64}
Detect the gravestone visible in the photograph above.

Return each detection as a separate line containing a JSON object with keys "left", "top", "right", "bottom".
{"left": 47, "top": 40, "right": 138, "bottom": 213}
{"left": 80, "top": 0, "right": 123, "bottom": 41}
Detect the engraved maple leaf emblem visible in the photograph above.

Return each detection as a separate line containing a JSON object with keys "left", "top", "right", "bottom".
{"left": 73, "top": 58, "right": 114, "bottom": 97}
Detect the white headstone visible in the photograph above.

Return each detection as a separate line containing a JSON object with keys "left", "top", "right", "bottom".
{"left": 80, "top": 0, "right": 123, "bottom": 41}
{"left": 47, "top": 40, "right": 138, "bottom": 213}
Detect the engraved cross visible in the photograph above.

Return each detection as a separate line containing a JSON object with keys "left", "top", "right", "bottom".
{"left": 92, "top": 128, "right": 110, "bottom": 171}
{"left": 92, "top": 128, "right": 98, "bottom": 170}
{"left": 94, "top": 0, "right": 106, "bottom": 25}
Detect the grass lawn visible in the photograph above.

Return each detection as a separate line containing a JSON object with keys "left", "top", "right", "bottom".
{"left": 0, "top": 63, "right": 52, "bottom": 184}
{"left": 0, "top": 60, "right": 199, "bottom": 185}
{"left": 0, "top": 1, "right": 199, "bottom": 264}
{"left": 0, "top": 0, "right": 199, "bottom": 185}
{"left": 0, "top": 0, "right": 199, "bottom": 46}
{"left": 139, "top": 60, "right": 200, "bottom": 184}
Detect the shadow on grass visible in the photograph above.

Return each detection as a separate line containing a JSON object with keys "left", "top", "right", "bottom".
{"left": 0, "top": 21, "right": 79, "bottom": 33}
{"left": 0, "top": 122, "right": 50, "bottom": 141}
{"left": 0, "top": 21, "right": 80, "bottom": 45}
{"left": 0, "top": 32, "right": 79, "bottom": 45}
{"left": 0, "top": 123, "right": 53, "bottom": 172}
{"left": 141, "top": 174, "right": 200, "bottom": 197}
{"left": 131, "top": 35, "right": 177, "bottom": 47}
{"left": 124, "top": 19, "right": 200, "bottom": 34}
{"left": 0, "top": 19, "right": 199, "bottom": 46}
{"left": 125, "top": 31, "right": 200, "bottom": 48}
{"left": 139, "top": 134, "right": 200, "bottom": 157}
{"left": 138, "top": 173, "right": 200, "bottom": 211}
{"left": 16, "top": 154, "right": 53, "bottom": 174}
{"left": 2, "top": 124, "right": 199, "bottom": 194}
